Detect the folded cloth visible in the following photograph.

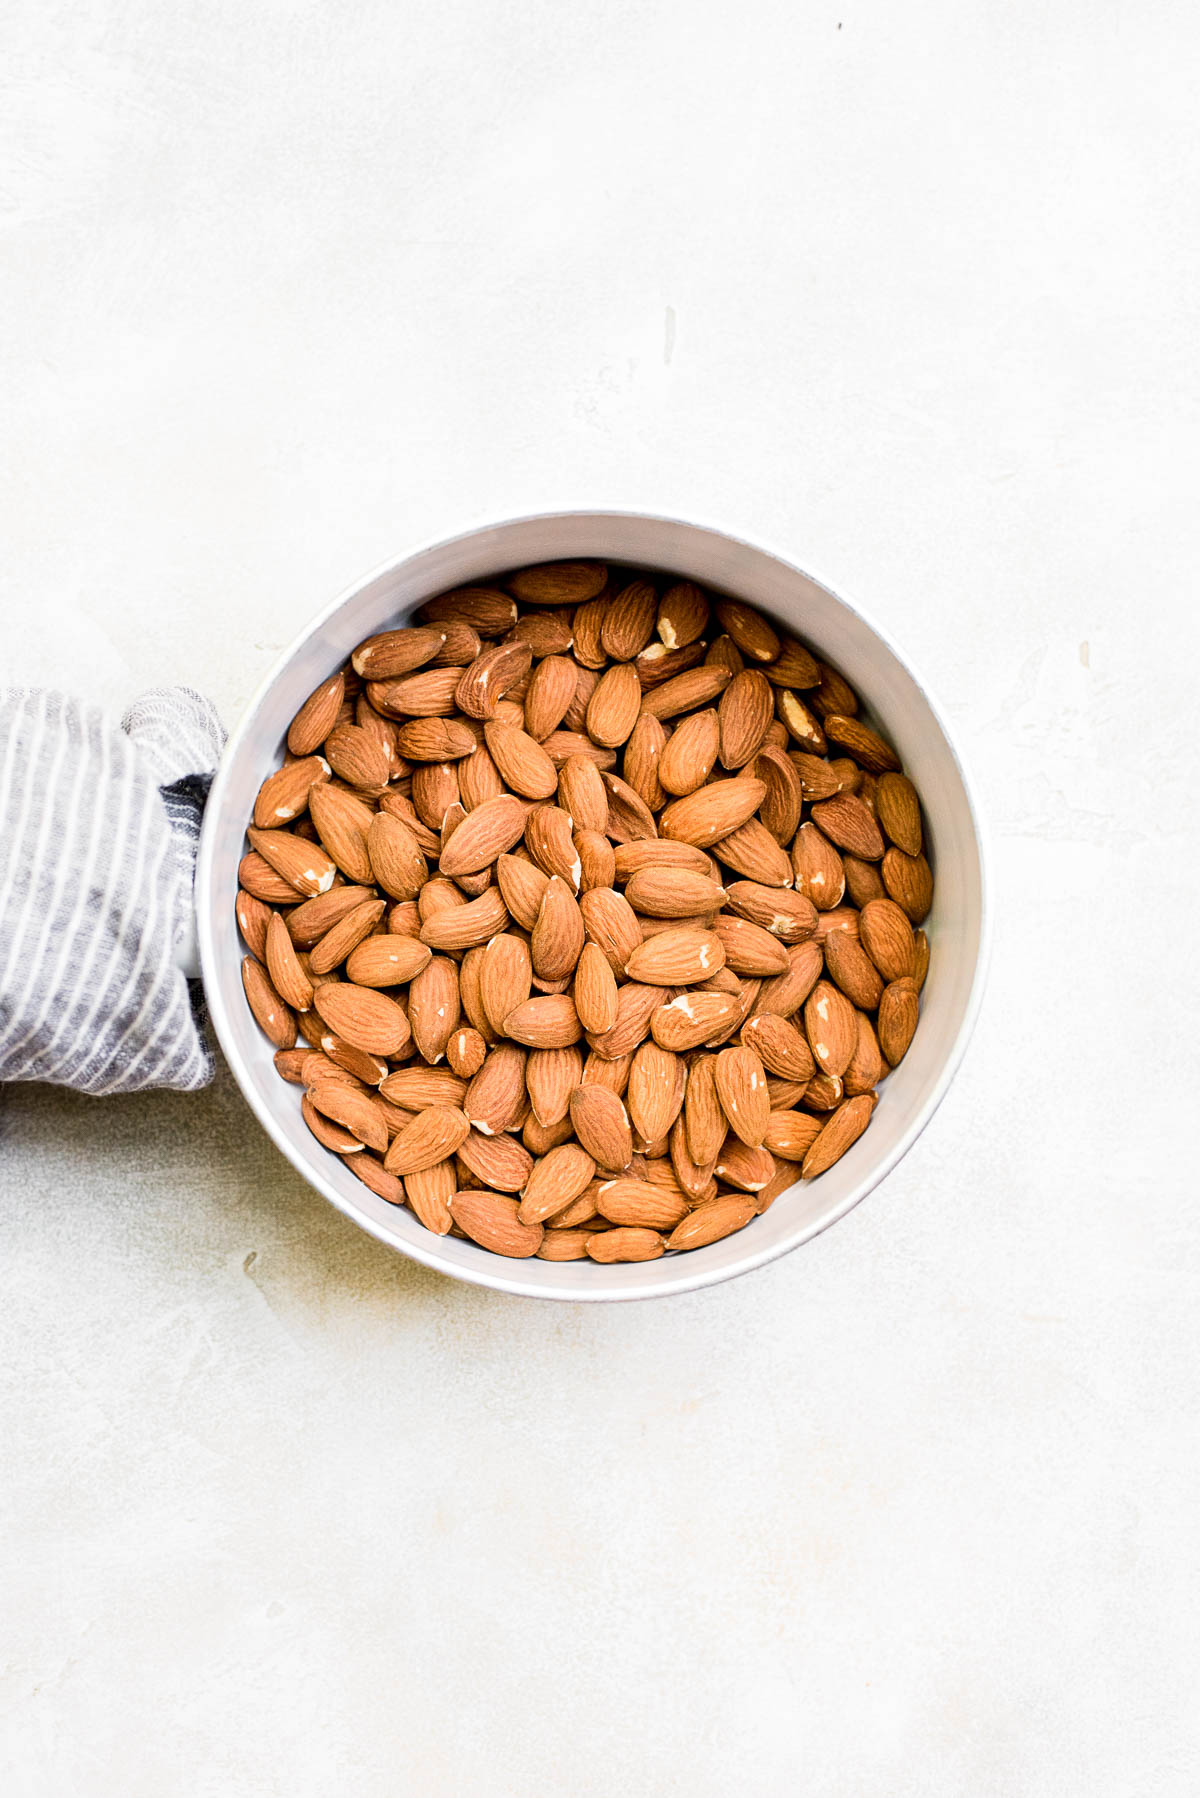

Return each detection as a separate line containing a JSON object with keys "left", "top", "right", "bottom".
{"left": 0, "top": 686, "right": 225, "bottom": 1094}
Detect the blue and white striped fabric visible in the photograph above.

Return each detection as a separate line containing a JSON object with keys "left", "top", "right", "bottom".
{"left": 0, "top": 687, "right": 224, "bottom": 1095}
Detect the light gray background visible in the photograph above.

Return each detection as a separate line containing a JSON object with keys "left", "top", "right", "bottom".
{"left": 2, "top": 3, "right": 1197, "bottom": 1794}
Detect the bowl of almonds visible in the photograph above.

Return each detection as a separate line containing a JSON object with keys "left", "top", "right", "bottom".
{"left": 197, "top": 513, "right": 987, "bottom": 1299}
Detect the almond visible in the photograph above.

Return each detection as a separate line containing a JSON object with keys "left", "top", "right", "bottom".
{"left": 659, "top": 777, "right": 766, "bottom": 848}
{"left": 710, "top": 819, "right": 793, "bottom": 890}
{"left": 525, "top": 1045, "right": 581, "bottom": 1127}
{"left": 438, "top": 795, "right": 528, "bottom": 877}
{"left": 416, "top": 587, "right": 517, "bottom": 634}
{"left": 801, "top": 1095, "right": 875, "bottom": 1179}
{"left": 600, "top": 579, "right": 657, "bottom": 661}
{"left": 776, "top": 689, "right": 828, "bottom": 753}
{"left": 324, "top": 722, "right": 391, "bottom": 790}
{"left": 302, "top": 1092, "right": 363, "bottom": 1154}
{"left": 351, "top": 625, "right": 447, "bottom": 680}
{"left": 802, "top": 980, "right": 857, "bottom": 1078}
{"left": 757, "top": 941, "right": 825, "bottom": 1018}
{"left": 289, "top": 672, "right": 348, "bottom": 758}
{"left": 857, "top": 897, "right": 917, "bottom": 983}
{"left": 464, "top": 1044, "right": 527, "bottom": 1134}
{"left": 531, "top": 875, "right": 585, "bottom": 980}
{"left": 307, "top": 785, "right": 374, "bottom": 884}
{"left": 569, "top": 1085, "right": 633, "bottom": 1172}
{"left": 573, "top": 941, "right": 619, "bottom": 1033}
{"left": 657, "top": 708, "right": 720, "bottom": 796}
{"left": 650, "top": 989, "right": 741, "bottom": 1052}
{"left": 713, "top": 1138, "right": 774, "bottom": 1193}
{"left": 579, "top": 886, "right": 643, "bottom": 974}
{"left": 822, "top": 713, "right": 901, "bottom": 773}
{"left": 626, "top": 1041, "right": 684, "bottom": 1144}
{"left": 626, "top": 928, "right": 725, "bottom": 986}
{"left": 409, "top": 761, "right": 460, "bottom": 830}
{"left": 753, "top": 744, "right": 804, "bottom": 843}
{"left": 558, "top": 754, "right": 608, "bottom": 834}
{"left": 508, "top": 610, "right": 573, "bottom": 655}
{"left": 666, "top": 1197, "right": 755, "bottom": 1251}
{"left": 481, "top": 720, "right": 556, "bottom": 799}
{"left": 712, "top": 915, "right": 789, "bottom": 977}
{"left": 382, "top": 1105, "right": 469, "bottom": 1175}
{"left": 366, "top": 812, "right": 427, "bottom": 900}
{"left": 454, "top": 641, "right": 532, "bottom": 719}
{"left": 480, "top": 933, "right": 532, "bottom": 1037}
{"left": 348, "top": 1155, "right": 406, "bottom": 1206}
{"left": 536, "top": 1229, "right": 593, "bottom": 1260}
{"left": 714, "top": 1044, "right": 770, "bottom": 1147}
{"left": 406, "top": 955, "right": 460, "bottom": 1062}
{"left": 495, "top": 853, "right": 550, "bottom": 928}
{"left": 236, "top": 888, "right": 272, "bottom": 961}
{"left": 763, "top": 1108, "right": 825, "bottom": 1161}
{"left": 378, "top": 1067, "right": 467, "bottom": 1108}
{"left": 309, "top": 898, "right": 388, "bottom": 974}
{"left": 446, "top": 1026, "right": 488, "bottom": 1079}
{"left": 877, "top": 977, "right": 920, "bottom": 1066}
{"left": 881, "top": 848, "right": 934, "bottom": 924}
{"left": 450, "top": 1190, "right": 544, "bottom": 1257}
{"left": 624, "top": 867, "right": 726, "bottom": 919}
{"left": 822, "top": 929, "right": 884, "bottom": 1010}
{"left": 636, "top": 640, "right": 707, "bottom": 687}
{"left": 540, "top": 730, "right": 615, "bottom": 769}
{"left": 656, "top": 581, "right": 709, "bottom": 650}
{"left": 843, "top": 1012, "right": 883, "bottom": 1096}
{"left": 712, "top": 597, "right": 779, "bottom": 663}
{"left": 306, "top": 1082, "right": 388, "bottom": 1153}
{"left": 723, "top": 882, "right": 817, "bottom": 943}
{"left": 524, "top": 805, "right": 582, "bottom": 888}
{"left": 239, "top": 851, "right": 301, "bottom": 904}
{"left": 585, "top": 1227, "right": 664, "bottom": 1263}
{"left": 345, "top": 934, "right": 432, "bottom": 987}
{"left": 575, "top": 829, "right": 616, "bottom": 892}
{"left": 253, "top": 755, "right": 331, "bottom": 828}
{"left": 242, "top": 956, "right": 296, "bottom": 1049}
{"left": 791, "top": 821, "right": 846, "bottom": 910}
{"left": 419, "top": 887, "right": 509, "bottom": 952}
{"left": 843, "top": 856, "right": 886, "bottom": 908}
{"left": 740, "top": 1012, "right": 815, "bottom": 1083}
{"left": 875, "top": 772, "right": 923, "bottom": 856}
{"left": 518, "top": 1142, "right": 597, "bottom": 1224}
{"left": 597, "top": 772, "right": 656, "bottom": 844}
{"left": 394, "top": 718, "right": 478, "bottom": 761}
{"left": 810, "top": 793, "right": 884, "bottom": 861}
{"left": 705, "top": 634, "right": 745, "bottom": 676}
{"left": 612, "top": 840, "right": 715, "bottom": 881}
{"left": 638, "top": 666, "right": 731, "bottom": 721}
{"left": 265, "top": 912, "right": 314, "bottom": 1011}
{"left": 594, "top": 1177, "right": 688, "bottom": 1230}
{"left": 503, "top": 994, "right": 582, "bottom": 1048}
{"left": 584, "top": 982, "right": 663, "bottom": 1059}
{"left": 457, "top": 1131, "right": 533, "bottom": 1193}
{"left": 669, "top": 1112, "right": 719, "bottom": 1200}
{"left": 718, "top": 670, "right": 773, "bottom": 769}
{"left": 789, "top": 753, "right": 843, "bottom": 802}
{"left": 762, "top": 635, "right": 821, "bottom": 688}
{"left": 312, "top": 981, "right": 408, "bottom": 1056}
{"left": 571, "top": 598, "right": 608, "bottom": 669}
{"left": 509, "top": 561, "right": 607, "bottom": 605}
{"left": 403, "top": 1160, "right": 456, "bottom": 1233}
{"left": 246, "top": 826, "right": 337, "bottom": 898}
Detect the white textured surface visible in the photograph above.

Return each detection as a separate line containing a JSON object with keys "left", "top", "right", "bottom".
{"left": 2, "top": 3, "right": 1198, "bottom": 1793}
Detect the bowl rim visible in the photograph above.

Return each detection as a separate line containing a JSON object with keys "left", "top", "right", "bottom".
{"left": 197, "top": 508, "right": 991, "bottom": 1301}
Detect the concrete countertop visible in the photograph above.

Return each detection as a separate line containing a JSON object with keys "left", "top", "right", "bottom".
{"left": 2, "top": 2, "right": 1197, "bottom": 1792}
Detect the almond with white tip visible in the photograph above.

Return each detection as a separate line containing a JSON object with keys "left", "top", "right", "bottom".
{"left": 625, "top": 928, "right": 725, "bottom": 987}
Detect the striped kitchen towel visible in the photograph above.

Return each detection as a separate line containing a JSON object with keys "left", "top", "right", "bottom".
{"left": 0, "top": 686, "right": 225, "bottom": 1095}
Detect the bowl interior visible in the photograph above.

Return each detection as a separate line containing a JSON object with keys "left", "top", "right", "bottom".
{"left": 198, "top": 513, "right": 986, "bottom": 1300}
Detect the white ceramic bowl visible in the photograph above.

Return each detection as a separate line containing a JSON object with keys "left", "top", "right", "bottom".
{"left": 197, "top": 512, "right": 988, "bottom": 1301}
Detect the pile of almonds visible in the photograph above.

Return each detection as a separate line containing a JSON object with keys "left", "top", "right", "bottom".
{"left": 237, "top": 561, "right": 933, "bottom": 1264}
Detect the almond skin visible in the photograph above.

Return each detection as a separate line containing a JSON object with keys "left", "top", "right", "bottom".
{"left": 287, "top": 672, "right": 345, "bottom": 756}
{"left": 450, "top": 1190, "right": 544, "bottom": 1257}
{"left": 573, "top": 941, "right": 619, "bottom": 1034}
{"left": 246, "top": 827, "right": 337, "bottom": 899}
{"left": 650, "top": 990, "right": 742, "bottom": 1052}
{"left": 503, "top": 994, "right": 583, "bottom": 1049}
{"left": 881, "top": 849, "right": 934, "bottom": 924}
{"left": 802, "top": 980, "right": 858, "bottom": 1080}
{"left": 407, "top": 956, "right": 461, "bottom": 1063}
{"left": 714, "top": 1045, "right": 770, "bottom": 1148}
{"left": 712, "top": 915, "right": 789, "bottom": 977}
{"left": 569, "top": 1085, "right": 634, "bottom": 1172}
{"left": 594, "top": 1178, "right": 688, "bottom": 1230}
{"left": 464, "top": 1044, "right": 527, "bottom": 1135}
{"left": 438, "top": 795, "right": 528, "bottom": 877}
{"left": 875, "top": 772, "right": 923, "bottom": 855}
{"left": 656, "top": 581, "right": 709, "bottom": 650}
{"left": 810, "top": 793, "right": 885, "bottom": 862}
{"left": 345, "top": 935, "right": 432, "bottom": 988}
{"left": 718, "top": 670, "right": 774, "bottom": 770}
{"left": 625, "top": 928, "right": 726, "bottom": 987}
{"left": 723, "top": 882, "right": 817, "bottom": 944}
{"left": 531, "top": 876, "right": 585, "bottom": 981}
{"left": 657, "top": 709, "right": 720, "bottom": 797}
{"left": 627, "top": 1042, "right": 685, "bottom": 1145}
{"left": 483, "top": 721, "right": 559, "bottom": 800}
{"left": 623, "top": 867, "right": 726, "bottom": 920}
{"left": 666, "top": 1197, "right": 756, "bottom": 1251}
{"left": 524, "top": 655, "right": 580, "bottom": 741}
{"left": 253, "top": 756, "right": 331, "bottom": 829}
{"left": 740, "top": 1013, "right": 815, "bottom": 1084}
{"left": 601, "top": 579, "right": 658, "bottom": 661}
{"left": 518, "top": 1142, "right": 597, "bottom": 1224}
{"left": 266, "top": 912, "right": 314, "bottom": 1012}
{"left": 558, "top": 754, "right": 608, "bottom": 834}
{"left": 242, "top": 956, "right": 296, "bottom": 1049}
{"left": 877, "top": 977, "right": 920, "bottom": 1066}
{"left": 313, "top": 982, "right": 411, "bottom": 1057}
{"left": 659, "top": 778, "right": 767, "bottom": 848}
{"left": 801, "top": 1095, "right": 875, "bottom": 1179}
{"left": 791, "top": 822, "right": 846, "bottom": 910}
{"left": 585, "top": 1227, "right": 664, "bottom": 1263}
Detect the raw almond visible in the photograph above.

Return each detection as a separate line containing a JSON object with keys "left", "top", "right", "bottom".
{"left": 526, "top": 1046, "right": 583, "bottom": 1127}
{"left": 351, "top": 625, "right": 447, "bottom": 680}
{"left": 585, "top": 982, "right": 663, "bottom": 1059}
{"left": 712, "top": 915, "right": 789, "bottom": 977}
{"left": 306, "top": 1082, "right": 388, "bottom": 1153}
{"left": 875, "top": 772, "right": 923, "bottom": 856}
{"left": 345, "top": 934, "right": 432, "bottom": 987}
{"left": 757, "top": 941, "right": 825, "bottom": 1018}
{"left": 810, "top": 793, "right": 885, "bottom": 861}
{"left": 753, "top": 744, "right": 804, "bottom": 842}
{"left": 585, "top": 1227, "right": 664, "bottom": 1263}
{"left": 712, "top": 1043, "right": 770, "bottom": 1147}
{"left": 417, "top": 587, "right": 518, "bottom": 634}
{"left": 246, "top": 827, "right": 337, "bottom": 898}
{"left": 455, "top": 641, "right": 532, "bottom": 719}
{"left": 624, "top": 867, "right": 726, "bottom": 918}
{"left": 404, "top": 1160, "right": 456, "bottom": 1233}
{"left": 265, "top": 912, "right": 314, "bottom": 1011}
{"left": 580, "top": 886, "right": 643, "bottom": 974}
{"left": 287, "top": 672, "right": 345, "bottom": 756}
{"left": 667, "top": 1196, "right": 755, "bottom": 1251}
{"left": 438, "top": 795, "right": 528, "bottom": 877}
{"left": 763, "top": 1108, "right": 824, "bottom": 1161}
{"left": 450, "top": 1190, "right": 544, "bottom": 1256}
{"left": 650, "top": 989, "right": 742, "bottom": 1052}
{"left": 253, "top": 756, "right": 331, "bottom": 828}
{"left": 709, "top": 819, "right": 793, "bottom": 888}
{"left": 383, "top": 1106, "right": 469, "bottom": 1175}
{"left": 822, "top": 929, "right": 884, "bottom": 1011}
{"left": 626, "top": 928, "right": 725, "bottom": 986}
{"left": 723, "top": 882, "right": 817, "bottom": 943}
{"left": 457, "top": 1131, "right": 534, "bottom": 1192}
{"left": 569, "top": 1085, "right": 634, "bottom": 1171}
{"left": 406, "top": 956, "right": 460, "bottom": 1063}
{"left": 524, "top": 805, "right": 582, "bottom": 887}
{"left": 877, "top": 977, "right": 920, "bottom": 1066}
{"left": 483, "top": 721, "right": 558, "bottom": 799}
{"left": 713, "top": 1139, "right": 774, "bottom": 1193}
{"left": 638, "top": 666, "right": 731, "bottom": 721}
{"left": 495, "top": 853, "right": 550, "bottom": 928}
{"left": 313, "top": 982, "right": 410, "bottom": 1057}
{"left": 464, "top": 1044, "right": 527, "bottom": 1135}
{"left": 740, "top": 1012, "right": 815, "bottom": 1083}
{"left": 802, "top": 980, "right": 858, "bottom": 1079}
{"left": 822, "top": 713, "right": 901, "bottom": 773}
{"left": 627, "top": 1041, "right": 684, "bottom": 1144}
{"left": 858, "top": 897, "right": 917, "bottom": 982}
{"left": 655, "top": 581, "right": 709, "bottom": 649}
{"left": 558, "top": 754, "right": 608, "bottom": 834}
{"left": 657, "top": 709, "right": 720, "bottom": 796}
{"left": 600, "top": 579, "right": 657, "bottom": 661}
{"left": 509, "top": 561, "right": 607, "bottom": 605}
{"left": 309, "top": 898, "right": 388, "bottom": 975}
{"left": 242, "top": 956, "right": 296, "bottom": 1049}
{"left": 595, "top": 1178, "right": 688, "bottom": 1230}
{"left": 802, "top": 1095, "right": 875, "bottom": 1179}
{"left": 881, "top": 848, "right": 934, "bottom": 924}
{"left": 503, "top": 994, "right": 582, "bottom": 1048}
{"left": 573, "top": 941, "right": 619, "bottom": 1033}
{"left": 659, "top": 778, "right": 766, "bottom": 848}
{"left": 718, "top": 670, "right": 774, "bottom": 769}
{"left": 518, "top": 1142, "right": 597, "bottom": 1224}
{"left": 531, "top": 876, "right": 585, "bottom": 980}
{"left": 791, "top": 821, "right": 846, "bottom": 909}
